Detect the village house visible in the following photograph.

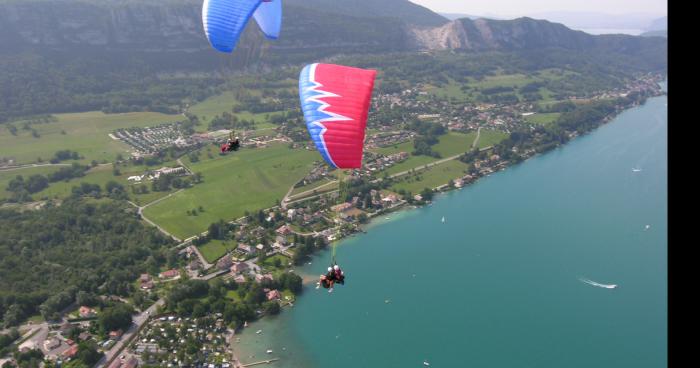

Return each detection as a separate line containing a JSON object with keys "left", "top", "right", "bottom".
{"left": 266, "top": 290, "right": 282, "bottom": 301}
{"left": 276, "top": 225, "right": 292, "bottom": 236}
{"left": 79, "top": 306, "right": 96, "bottom": 318}
{"left": 44, "top": 338, "right": 61, "bottom": 350}
{"left": 275, "top": 235, "right": 288, "bottom": 245}
{"left": 230, "top": 262, "right": 249, "bottom": 275}
{"left": 381, "top": 194, "right": 399, "bottom": 205}
{"left": 233, "top": 274, "right": 247, "bottom": 284}
{"left": 62, "top": 345, "right": 79, "bottom": 359}
{"left": 237, "top": 244, "right": 255, "bottom": 255}
{"left": 159, "top": 269, "right": 179, "bottom": 279}
{"left": 330, "top": 202, "right": 352, "bottom": 213}
{"left": 139, "top": 274, "right": 151, "bottom": 283}
{"left": 255, "top": 274, "right": 274, "bottom": 283}
{"left": 216, "top": 255, "right": 233, "bottom": 270}
{"left": 109, "top": 330, "right": 123, "bottom": 340}
{"left": 188, "top": 259, "right": 202, "bottom": 271}
{"left": 414, "top": 194, "right": 423, "bottom": 202}
{"left": 58, "top": 322, "right": 73, "bottom": 336}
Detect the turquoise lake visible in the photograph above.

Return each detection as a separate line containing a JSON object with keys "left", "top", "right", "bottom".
{"left": 234, "top": 92, "right": 667, "bottom": 368}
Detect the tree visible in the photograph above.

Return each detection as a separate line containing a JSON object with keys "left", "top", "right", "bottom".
{"left": 245, "top": 284, "right": 266, "bottom": 305}
{"left": 76, "top": 291, "right": 98, "bottom": 307}
{"left": 420, "top": 188, "right": 434, "bottom": 201}
{"left": 76, "top": 341, "right": 103, "bottom": 366}
{"left": 279, "top": 272, "right": 303, "bottom": 295}
{"left": 263, "top": 301, "right": 280, "bottom": 315}
{"left": 98, "top": 303, "right": 134, "bottom": 332}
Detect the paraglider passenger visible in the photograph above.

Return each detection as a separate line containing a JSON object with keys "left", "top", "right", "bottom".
{"left": 316, "top": 267, "right": 336, "bottom": 292}
{"left": 228, "top": 136, "right": 240, "bottom": 151}
{"left": 220, "top": 133, "right": 240, "bottom": 153}
{"left": 333, "top": 264, "right": 345, "bottom": 285}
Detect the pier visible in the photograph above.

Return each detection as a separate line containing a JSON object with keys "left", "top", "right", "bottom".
{"left": 242, "top": 358, "right": 280, "bottom": 367}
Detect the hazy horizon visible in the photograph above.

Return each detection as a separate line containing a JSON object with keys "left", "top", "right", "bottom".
{"left": 411, "top": 0, "right": 667, "bottom": 18}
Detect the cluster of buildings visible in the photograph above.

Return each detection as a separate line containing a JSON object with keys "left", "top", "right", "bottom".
{"left": 365, "top": 131, "right": 416, "bottom": 149}
{"left": 38, "top": 318, "right": 125, "bottom": 364}
{"left": 127, "top": 166, "right": 188, "bottom": 183}
{"left": 362, "top": 152, "right": 409, "bottom": 173}
{"left": 112, "top": 123, "right": 197, "bottom": 157}
{"left": 130, "top": 316, "right": 234, "bottom": 368}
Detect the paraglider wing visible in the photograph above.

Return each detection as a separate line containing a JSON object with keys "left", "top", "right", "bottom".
{"left": 202, "top": 0, "right": 264, "bottom": 53}
{"left": 253, "top": 0, "right": 282, "bottom": 39}
{"left": 299, "top": 63, "right": 377, "bottom": 169}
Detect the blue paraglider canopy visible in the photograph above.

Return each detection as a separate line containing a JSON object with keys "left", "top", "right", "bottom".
{"left": 202, "top": 0, "right": 282, "bottom": 53}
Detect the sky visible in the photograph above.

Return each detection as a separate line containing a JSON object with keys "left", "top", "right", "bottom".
{"left": 410, "top": 0, "right": 667, "bottom": 17}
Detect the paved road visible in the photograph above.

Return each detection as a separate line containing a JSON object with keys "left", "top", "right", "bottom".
{"left": 127, "top": 189, "right": 185, "bottom": 242}
{"left": 95, "top": 299, "right": 164, "bottom": 368}
{"left": 0, "top": 163, "right": 71, "bottom": 172}
{"left": 472, "top": 126, "right": 482, "bottom": 149}
{"left": 284, "top": 179, "right": 338, "bottom": 203}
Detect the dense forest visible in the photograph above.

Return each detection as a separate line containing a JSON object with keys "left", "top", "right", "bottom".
{"left": 0, "top": 199, "right": 177, "bottom": 327}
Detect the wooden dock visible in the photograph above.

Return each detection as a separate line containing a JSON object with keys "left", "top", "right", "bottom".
{"left": 242, "top": 359, "right": 279, "bottom": 367}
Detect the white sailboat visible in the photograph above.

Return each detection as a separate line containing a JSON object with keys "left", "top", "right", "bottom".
{"left": 441, "top": 216, "right": 445, "bottom": 223}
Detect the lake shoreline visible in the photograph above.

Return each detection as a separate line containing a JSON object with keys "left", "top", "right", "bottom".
{"left": 229, "top": 83, "right": 667, "bottom": 366}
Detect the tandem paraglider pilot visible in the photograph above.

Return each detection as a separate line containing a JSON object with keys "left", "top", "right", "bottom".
{"left": 317, "top": 265, "right": 345, "bottom": 293}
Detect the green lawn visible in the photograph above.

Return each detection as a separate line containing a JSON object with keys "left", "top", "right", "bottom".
{"left": 198, "top": 239, "right": 238, "bottom": 263}
{"left": 188, "top": 92, "right": 237, "bottom": 128}
{"left": 391, "top": 160, "right": 469, "bottom": 194}
{"left": 424, "top": 79, "right": 472, "bottom": 101}
{"left": 188, "top": 91, "right": 285, "bottom": 132}
{"left": 381, "top": 132, "right": 476, "bottom": 176}
{"left": 289, "top": 178, "right": 338, "bottom": 197}
{"left": 0, "top": 166, "right": 62, "bottom": 200}
{"left": 371, "top": 141, "right": 414, "bottom": 156}
{"left": 0, "top": 160, "right": 178, "bottom": 204}
{"left": 473, "top": 73, "right": 533, "bottom": 89}
{"left": 0, "top": 111, "right": 183, "bottom": 165}
{"left": 143, "top": 143, "right": 318, "bottom": 239}
{"left": 474, "top": 130, "right": 508, "bottom": 149}
{"left": 261, "top": 254, "right": 291, "bottom": 271}
{"left": 525, "top": 112, "right": 561, "bottom": 126}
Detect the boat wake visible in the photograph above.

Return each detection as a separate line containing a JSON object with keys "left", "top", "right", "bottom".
{"left": 579, "top": 277, "right": 617, "bottom": 289}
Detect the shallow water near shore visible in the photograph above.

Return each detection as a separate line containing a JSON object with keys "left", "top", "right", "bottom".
{"left": 233, "top": 92, "right": 667, "bottom": 367}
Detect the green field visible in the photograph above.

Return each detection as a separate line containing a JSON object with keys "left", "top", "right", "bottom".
{"left": 0, "top": 111, "right": 183, "bottom": 165}
{"left": 0, "top": 166, "right": 62, "bottom": 200}
{"left": 391, "top": 160, "right": 469, "bottom": 194}
{"left": 188, "top": 91, "right": 286, "bottom": 132}
{"left": 381, "top": 132, "right": 476, "bottom": 176}
{"left": 525, "top": 112, "right": 561, "bottom": 126}
{"left": 0, "top": 160, "right": 178, "bottom": 204}
{"left": 143, "top": 144, "right": 318, "bottom": 239}
{"left": 473, "top": 130, "right": 509, "bottom": 149}
{"left": 289, "top": 178, "right": 338, "bottom": 197}
{"left": 198, "top": 239, "right": 238, "bottom": 263}
{"left": 188, "top": 92, "right": 237, "bottom": 126}
{"left": 371, "top": 141, "right": 414, "bottom": 156}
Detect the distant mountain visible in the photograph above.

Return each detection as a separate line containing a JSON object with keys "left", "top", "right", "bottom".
{"left": 645, "top": 16, "right": 667, "bottom": 31}
{"left": 286, "top": 0, "right": 448, "bottom": 27}
{"left": 0, "top": 1, "right": 667, "bottom": 120}
{"left": 526, "top": 11, "right": 661, "bottom": 31}
{"left": 409, "top": 17, "right": 667, "bottom": 57}
{"left": 439, "top": 13, "right": 484, "bottom": 21}
{"left": 641, "top": 30, "right": 667, "bottom": 38}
